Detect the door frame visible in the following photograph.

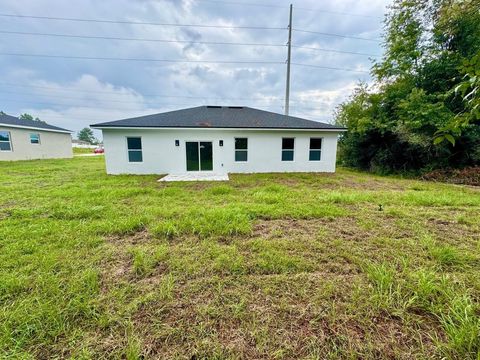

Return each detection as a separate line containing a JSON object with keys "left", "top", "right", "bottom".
{"left": 185, "top": 140, "right": 214, "bottom": 172}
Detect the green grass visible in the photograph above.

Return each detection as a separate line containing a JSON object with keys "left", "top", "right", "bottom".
{"left": 73, "top": 147, "right": 95, "bottom": 155}
{"left": 0, "top": 157, "right": 479, "bottom": 359}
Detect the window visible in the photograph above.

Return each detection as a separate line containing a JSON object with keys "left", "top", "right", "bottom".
{"left": 30, "top": 133, "right": 40, "bottom": 144}
{"left": 235, "top": 138, "right": 248, "bottom": 162}
{"left": 281, "top": 138, "right": 294, "bottom": 161}
{"left": 309, "top": 138, "right": 322, "bottom": 161}
{"left": 0, "top": 131, "right": 12, "bottom": 151}
{"left": 127, "top": 137, "right": 142, "bottom": 162}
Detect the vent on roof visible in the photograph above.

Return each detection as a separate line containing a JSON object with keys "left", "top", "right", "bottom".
{"left": 206, "top": 105, "right": 222, "bottom": 108}
{"left": 228, "top": 106, "right": 244, "bottom": 109}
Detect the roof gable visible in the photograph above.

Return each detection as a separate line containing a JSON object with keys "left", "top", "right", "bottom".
{"left": 91, "top": 106, "right": 346, "bottom": 131}
{"left": 0, "top": 113, "right": 71, "bottom": 133}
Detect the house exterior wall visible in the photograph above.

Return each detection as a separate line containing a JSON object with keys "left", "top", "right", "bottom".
{"left": 101, "top": 128, "right": 340, "bottom": 174}
{"left": 0, "top": 126, "right": 73, "bottom": 161}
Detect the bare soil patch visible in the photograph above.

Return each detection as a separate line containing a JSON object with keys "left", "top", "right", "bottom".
{"left": 252, "top": 215, "right": 413, "bottom": 242}
{"left": 106, "top": 228, "right": 151, "bottom": 245}
{"left": 422, "top": 167, "right": 480, "bottom": 186}
{"left": 123, "top": 273, "right": 440, "bottom": 359}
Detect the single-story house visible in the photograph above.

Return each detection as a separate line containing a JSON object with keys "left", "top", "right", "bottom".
{"left": 91, "top": 106, "right": 346, "bottom": 175}
{"left": 72, "top": 139, "right": 97, "bottom": 149}
{"left": 0, "top": 113, "right": 72, "bottom": 161}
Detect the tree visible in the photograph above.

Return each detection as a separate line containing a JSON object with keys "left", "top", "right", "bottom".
{"left": 19, "top": 113, "right": 43, "bottom": 122}
{"left": 78, "top": 127, "right": 96, "bottom": 144}
{"left": 336, "top": 0, "right": 480, "bottom": 173}
{"left": 435, "top": 54, "right": 480, "bottom": 144}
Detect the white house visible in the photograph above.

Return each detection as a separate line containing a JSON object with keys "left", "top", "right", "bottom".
{"left": 91, "top": 106, "right": 346, "bottom": 175}
{"left": 0, "top": 113, "right": 72, "bottom": 161}
{"left": 72, "top": 139, "right": 97, "bottom": 149}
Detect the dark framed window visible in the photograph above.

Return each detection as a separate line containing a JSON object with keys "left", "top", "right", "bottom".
{"left": 0, "top": 131, "right": 12, "bottom": 151}
{"left": 127, "top": 137, "right": 143, "bottom": 162}
{"left": 235, "top": 138, "right": 248, "bottom": 162}
{"left": 309, "top": 138, "right": 322, "bottom": 161}
{"left": 30, "top": 133, "right": 40, "bottom": 144}
{"left": 281, "top": 138, "right": 294, "bottom": 161}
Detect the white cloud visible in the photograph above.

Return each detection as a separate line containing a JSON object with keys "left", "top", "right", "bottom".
{"left": 0, "top": 0, "right": 393, "bottom": 133}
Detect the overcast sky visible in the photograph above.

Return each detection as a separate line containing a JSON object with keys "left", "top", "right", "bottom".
{"left": 0, "top": 0, "right": 391, "bottom": 137}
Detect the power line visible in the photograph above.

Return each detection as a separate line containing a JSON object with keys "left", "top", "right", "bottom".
{"left": 0, "top": 83, "right": 340, "bottom": 105}
{"left": 0, "top": 52, "right": 284, "bottom": 65}
{"left": 192, "top": 0, "right": 284, "bottom": 9}
{"left": 0, "top": 29, "right": 287, "bottom": 48}
{"left": 0, "top": 30, "right": 380, "bottom": 57}
{"left": 1, "top": 98, "right": 291, "bottom": 114}
{"left": 292, "top": 62, "right": 369, "bottom": 73}
{"left": 293, "top": 28, "right": 381, "bottom": 42}
{"left": 2, "top": 98, "right": 201, "bottom": 111}
{"left": 294, "top": 7, "right": 382, "bottom": 19}
{"left": 0, "top": 13, "right": 383, "bottom": 44}
{"left": 192, "top": 0, "right": 383, "bottom": 19}
{"left": 1, "top": 101, "right": 328, "bottom": 122}
{"left": 0, "top": 89, "right": 284, "bottom": 104}
{"left": 0, "top": 53, "right": 372, "bottom": 73}
{"left": 0, "top": 13, "right": 285, "bottom": 30}
{"left": 292, "top": 45, "right": 379, "bottom": 57}
{"left": 1, "top": 88, "right": 333, "bottom": 112}
{"left": 1, "top": 98, "right": 282, "bottom": 112}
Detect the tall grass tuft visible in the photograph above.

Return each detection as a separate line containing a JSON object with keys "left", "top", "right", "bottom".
{"left": 438, "top": 294, "right": 480, "bottom": 358}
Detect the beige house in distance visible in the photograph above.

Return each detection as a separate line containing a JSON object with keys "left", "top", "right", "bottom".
{"left": 0, "top": 113, "right": 72, "bottom": 161}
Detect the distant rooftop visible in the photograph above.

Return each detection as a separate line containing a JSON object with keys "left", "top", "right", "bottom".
{"left": 0, "top": 113, "right": 71, "bottom": 133}
{"left": 91, "top": 106, "right": 346, "bottom": 131}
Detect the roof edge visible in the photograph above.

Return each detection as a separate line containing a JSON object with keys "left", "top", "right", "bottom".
{"left": 0, "top": 122, "right": 72, "bottom": 134}
{"left": 91, "top": 125, "right": 347, "bottom": 132}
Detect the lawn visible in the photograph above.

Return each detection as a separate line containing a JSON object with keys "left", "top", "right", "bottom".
{"left": 0, "top": 157, "right": 479, "bottom": 359}
{"left": 73, "top": 147, "right": 95, "bottom": 155}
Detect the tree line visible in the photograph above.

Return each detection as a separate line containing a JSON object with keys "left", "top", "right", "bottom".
{"left": 335, "top": 0, "right": 480, "bottom": 173}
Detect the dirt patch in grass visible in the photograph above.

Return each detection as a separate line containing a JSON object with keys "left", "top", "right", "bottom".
{"left": 99, "top": 248, "right": 132, "bottom": 294}
{"left": 252, "top": 215, "right": 413, "bottom": 242}
{"left": 92, "top": 216, "right": 450, "bottom": 358}
{"left": 122, "top": 273, "right": 440, "bottom": 359}
{"left": 425, "top": 217, "right": 480, "bottom": 247}
{"left": 422, "top": 167, "right": 480, "bottom": 186}
{"left": 101, "top": 230, "right": 171, "bottom": 294}
{"left": 106, "top": 229, "right": 152, "bottom": 245}
{"left": 334, "top": 177, "right": 410, "bottom": 191}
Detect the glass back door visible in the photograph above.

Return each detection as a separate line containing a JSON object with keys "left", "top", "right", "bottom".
{"left": 186, "top": 141, "right": 213, "bottom": 171}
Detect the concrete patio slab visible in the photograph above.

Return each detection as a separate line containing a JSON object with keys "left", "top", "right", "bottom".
{"left": 158, "top": 173, "right": 229, "bottom": 182}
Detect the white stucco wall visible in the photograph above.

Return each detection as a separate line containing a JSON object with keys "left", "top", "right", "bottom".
{"left": 0, "top": 126, "right": 73, "bottom": 161}
{"left": 101, "top": 128, "right": 341, "bottom": 174}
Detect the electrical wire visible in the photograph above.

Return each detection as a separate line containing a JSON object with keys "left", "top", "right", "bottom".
{"left": 0, "top": 53, "right": 372, "bottom": 73}
{"left": 192, "top": 0, "right": 383, "bottom": 18}
{"left": 0, "top": 89, "right": 284, "bottom": 104}
{"left": 0, "top": 30, "right": 380, "bottom": 57}
{"left": 293, "top": 28, "right": 381, "bottom": 42}
{"left": 0, "top": 13, "right": 285, "bottom": 30}
{"left": 0, "top": 52, "right": 284, "bottom": 65}
{"left": 292, "top": 62, "right": 369, "bottom": 73}
{"left": 0, "top": 29, "right": 287, "bottom": 48}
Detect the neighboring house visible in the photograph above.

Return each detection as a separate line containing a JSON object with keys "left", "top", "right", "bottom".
{"left": 0, "top": 113, "right": 72, "bottom": 161}
{"left": 91, "top": 106, "right": 346, "bottom": 175}
{"left": 72, "top": 139, "right": 97, "bottom": 149}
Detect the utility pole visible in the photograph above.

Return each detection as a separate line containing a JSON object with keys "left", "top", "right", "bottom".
{"left": 285, "top": 4, "right": 293, "bottom": 116}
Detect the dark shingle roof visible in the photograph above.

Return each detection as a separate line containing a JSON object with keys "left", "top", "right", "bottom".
{"left": 91, "top": 106, "right": 346, "bottom": 130}
{"left": 0, "top": 113, "right": 71, "bottom": 133}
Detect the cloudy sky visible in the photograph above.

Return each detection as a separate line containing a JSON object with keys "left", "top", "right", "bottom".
{"left": 0, "top": 0, "right": 391, "bottom": 137}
